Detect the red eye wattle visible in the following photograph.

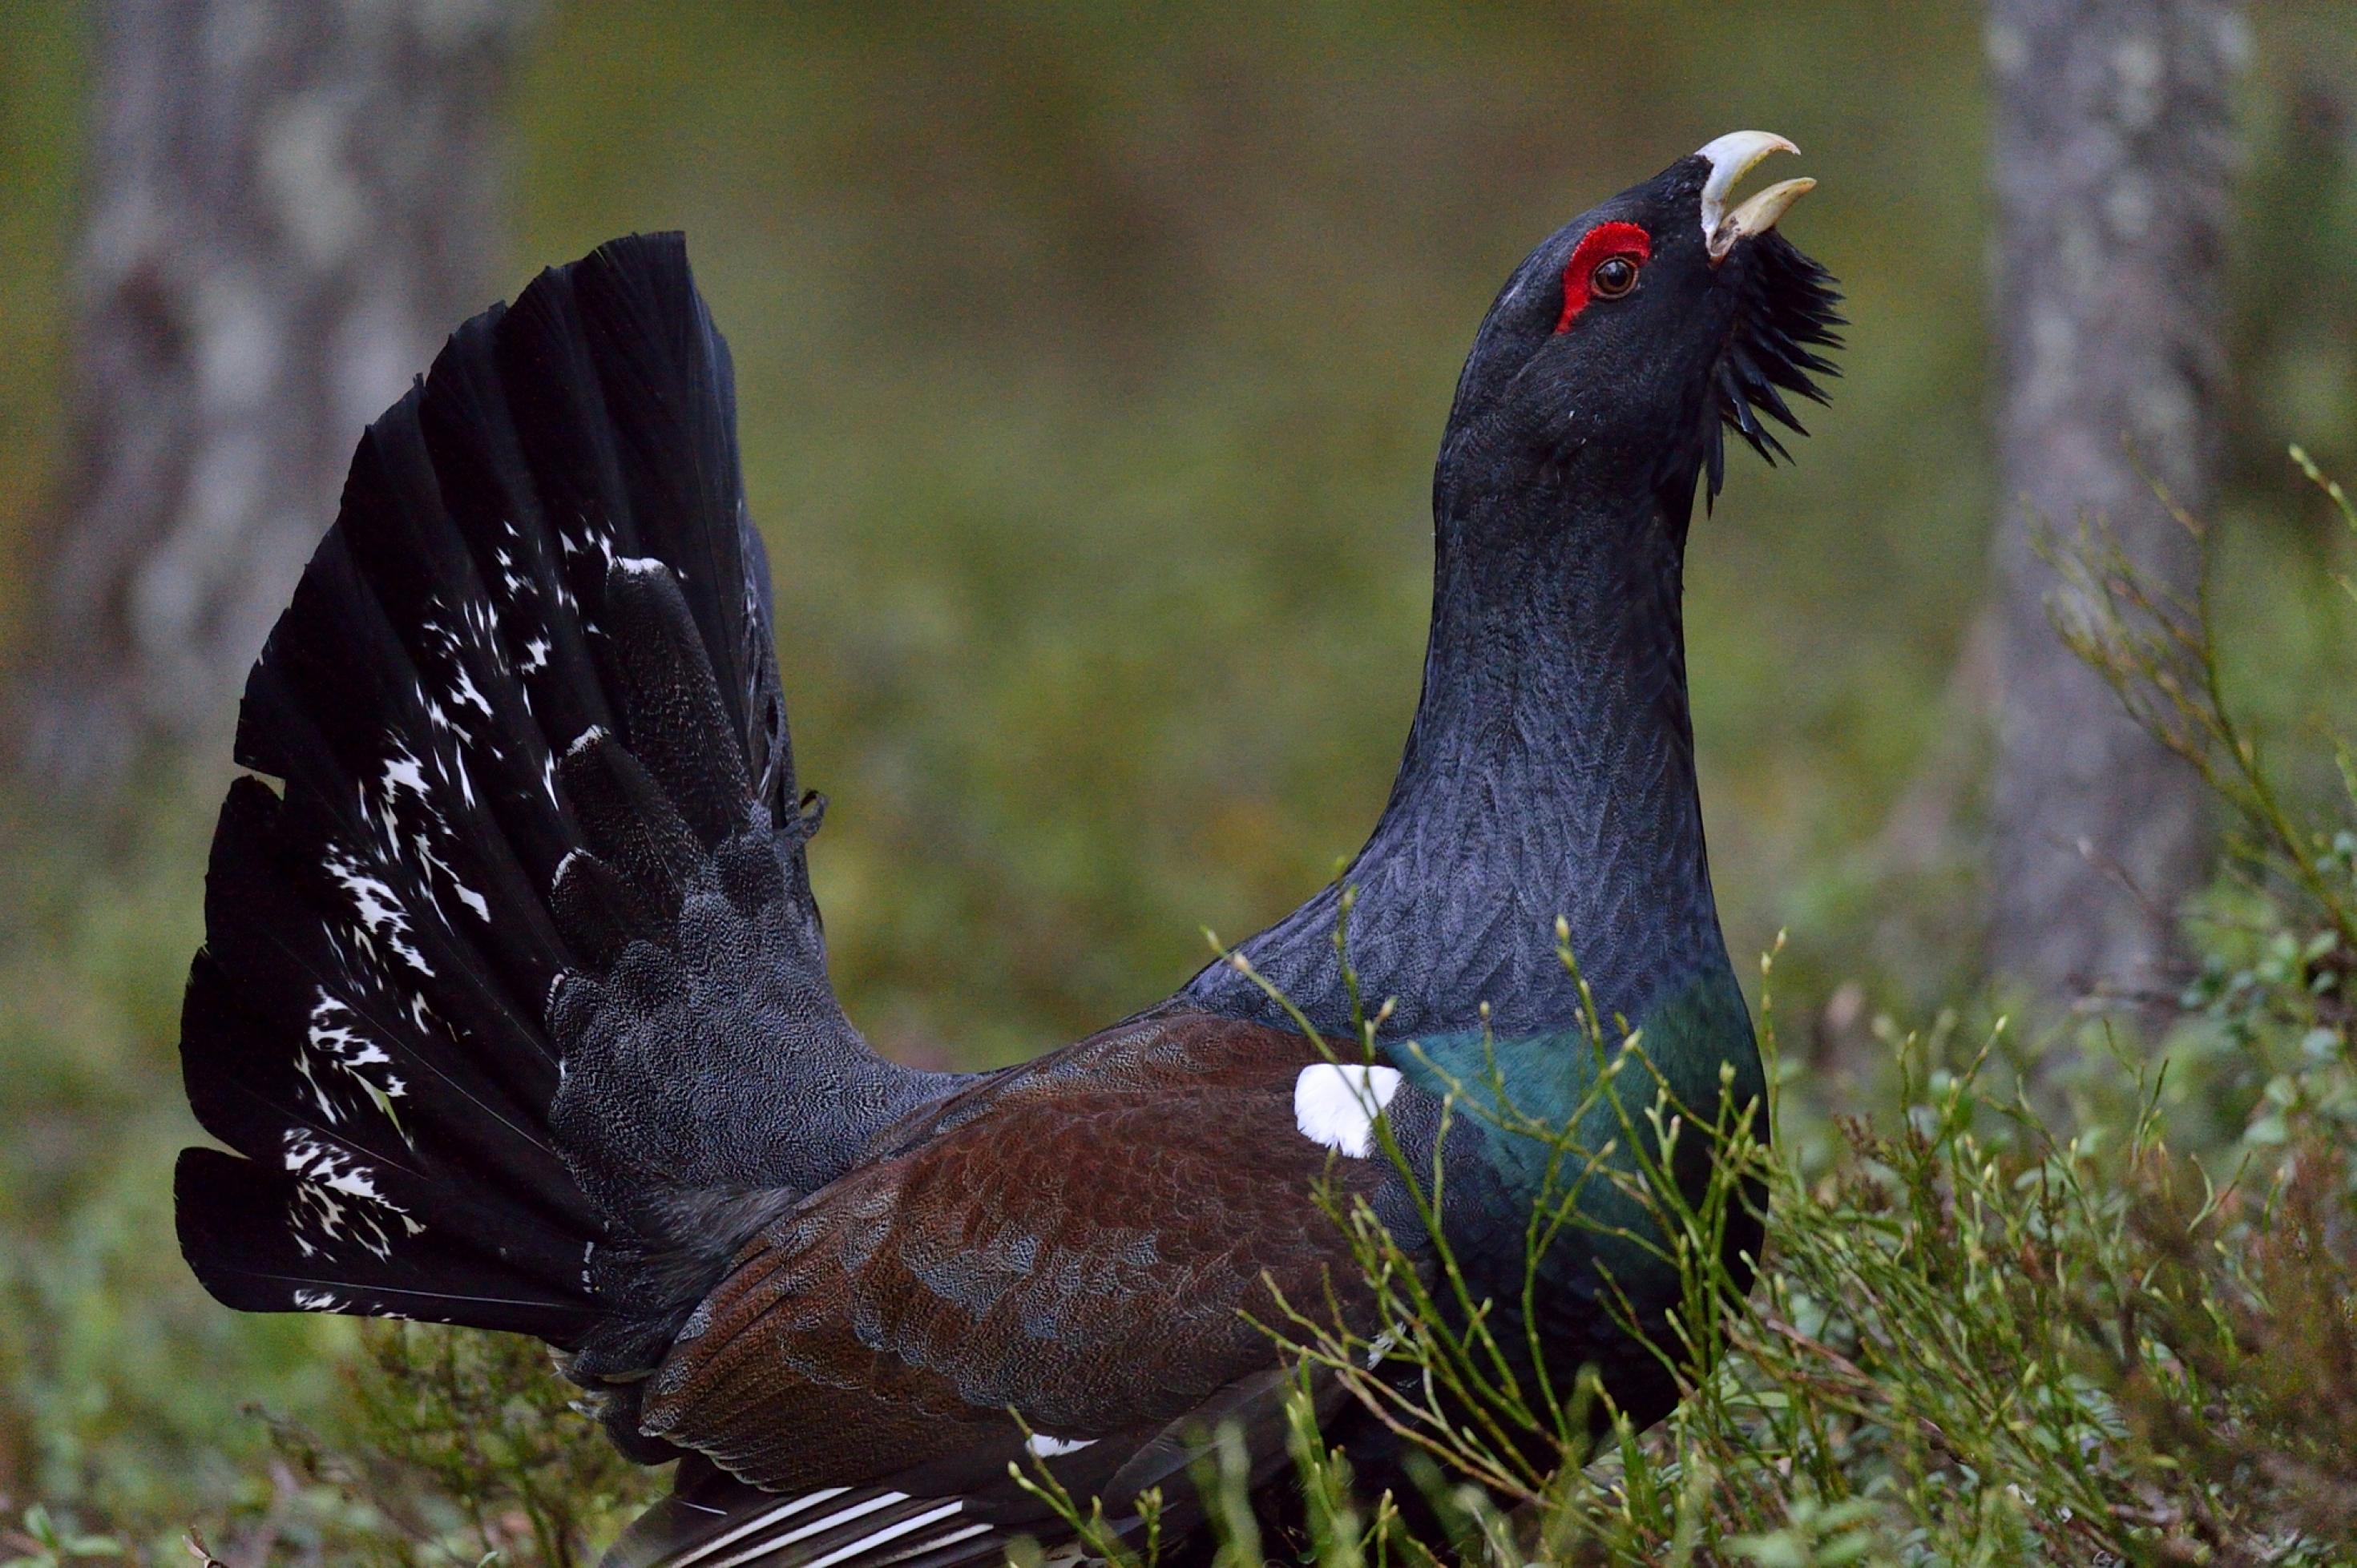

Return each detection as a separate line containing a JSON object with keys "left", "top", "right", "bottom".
{"left": 1555, "top": 221, "right": 1653, "bottom": 333}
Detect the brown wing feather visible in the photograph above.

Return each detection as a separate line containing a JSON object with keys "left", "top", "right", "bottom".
{"left": 636, "top": 1010, "right": 1392, "bottom": 1493}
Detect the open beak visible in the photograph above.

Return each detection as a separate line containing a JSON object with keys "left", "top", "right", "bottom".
{"left": 1696, "top": 130, "right": 1815, "bottom": 262}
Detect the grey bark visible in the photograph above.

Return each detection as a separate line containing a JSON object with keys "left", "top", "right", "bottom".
{"left": 14, "top": 0, "right": 526, "bottom": 796}
{"left": 1986, "top": 0, "right": 2243, "bottom": 1012}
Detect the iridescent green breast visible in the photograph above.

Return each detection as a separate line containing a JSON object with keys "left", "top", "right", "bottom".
{"left": 1386, "top": 962, "right": 1766, "bottom": 1410}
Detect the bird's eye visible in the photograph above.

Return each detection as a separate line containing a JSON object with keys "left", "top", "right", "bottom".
{"left": 1555, "top": 221, "right": 1653, "bottom": 332}
{"left": 1589, "top": 256, "right": 1641, "bottom": 299}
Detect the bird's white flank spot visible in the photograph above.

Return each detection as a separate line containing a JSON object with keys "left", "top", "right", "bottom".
{"left": 1294, "top": 1063, "right": 1402, "bottom": 1158}
{"left": 1025, "top": 1433, "right": 1098, "bottom": 1458}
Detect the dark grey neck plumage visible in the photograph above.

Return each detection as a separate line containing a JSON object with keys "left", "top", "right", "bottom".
{"left": 1188, "top": 453, "right": 1730, "bottom": 1042}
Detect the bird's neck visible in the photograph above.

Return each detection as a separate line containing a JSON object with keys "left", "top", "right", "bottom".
{"left": 1202, "top": 465, "right": 1732, "bottom": 1042}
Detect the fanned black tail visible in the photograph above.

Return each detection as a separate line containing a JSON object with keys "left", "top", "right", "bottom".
{"left": 176, "top": 234, "right": 930, "bottom": 1357}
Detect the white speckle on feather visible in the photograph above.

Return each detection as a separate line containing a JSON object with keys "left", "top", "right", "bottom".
{"left": 616, "top": 555, "right": 669, "bottom": 578}
{"left": 382, "top": 748, "right": 430, "bottom": 798}
{"left": 566, "top": 725, "right": 607, "bottom": 757}
{"left": 297, "top": 991, "right": 402, "bottom": 1123}
{"left": 283, "top": 1130, "right": 422, "bottom": 1260}
{"left": 433, "top": 851, "right": 490, "bottom": 920}
{"left": 1025, "top": 1433, "right": 1098, "bottom": 1458}
{"left": 293, "top": 1289, "right": 343, "bottom": 1312}
{"left": 371, "top": 748, "right": 488, "bottom": 921}
{"left": 325, "top": 849, "right": 432, "bottom": 975}
{"left": 285, "top": 1132, "right": 388, "bottom": 1201}
{"left": 449, "top": 663, "right": 492, "bottom": 719}
{"left": 1293, "top": 1063, "right": 1402, "bottom": 1158}
{"left": 557, "top": 518, "right": 619, "bottom": 569}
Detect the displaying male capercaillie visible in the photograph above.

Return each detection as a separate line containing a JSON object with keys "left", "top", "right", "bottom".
{"left": 174, "top": 133, "right": 1839, "bottom": 1566}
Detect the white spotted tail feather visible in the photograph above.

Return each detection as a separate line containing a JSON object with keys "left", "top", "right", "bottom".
{"left": 173, "top": 236, "right": 946, "bottom": 1389}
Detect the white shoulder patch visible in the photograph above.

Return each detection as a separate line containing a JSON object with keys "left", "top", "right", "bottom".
{"left": 615, "top": 554, "right": 671, "bottom": 578}
{"left": 1293, "top": 1063, "right": 1402, "bottom": 1158}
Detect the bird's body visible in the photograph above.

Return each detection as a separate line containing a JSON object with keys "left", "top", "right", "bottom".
{"left": 174, "top": 135, "right": 1838, "bottom": 1566}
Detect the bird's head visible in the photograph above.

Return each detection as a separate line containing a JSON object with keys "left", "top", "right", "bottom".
{"left": 1440, "top": 131, "right": 1843, "bottom": 530}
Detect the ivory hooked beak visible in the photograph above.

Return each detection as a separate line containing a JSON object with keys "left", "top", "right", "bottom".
{"left": 1695, "top": 130, "right": 1815, "bottom": 261}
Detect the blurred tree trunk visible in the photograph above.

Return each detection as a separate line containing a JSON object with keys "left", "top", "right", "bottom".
{"left": 12, "top": 0, "right": 526, "bottom": 798}
{"left": 1986, "top": 0, "right": 2243, "bottom": 1015}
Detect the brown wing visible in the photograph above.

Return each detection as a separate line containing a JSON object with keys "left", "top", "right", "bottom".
{"left": 635, "top": 1010, "right": 1395, "bottom": 1495}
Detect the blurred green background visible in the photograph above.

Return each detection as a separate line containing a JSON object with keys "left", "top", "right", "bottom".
{"left": 2, "top": 0, "right": 2355, "bottom": 1546}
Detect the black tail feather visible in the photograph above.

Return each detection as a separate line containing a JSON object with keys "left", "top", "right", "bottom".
{"left": 176, "top": 234, "right": 934, "bottom": 1356}
{"left": 179, "top": 778, "right": 593, "bottom": 1336}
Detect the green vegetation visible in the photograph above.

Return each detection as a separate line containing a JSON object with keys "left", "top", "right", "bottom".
{"left": 4, "top": 3, "right": 2357, "bottom": 1564}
